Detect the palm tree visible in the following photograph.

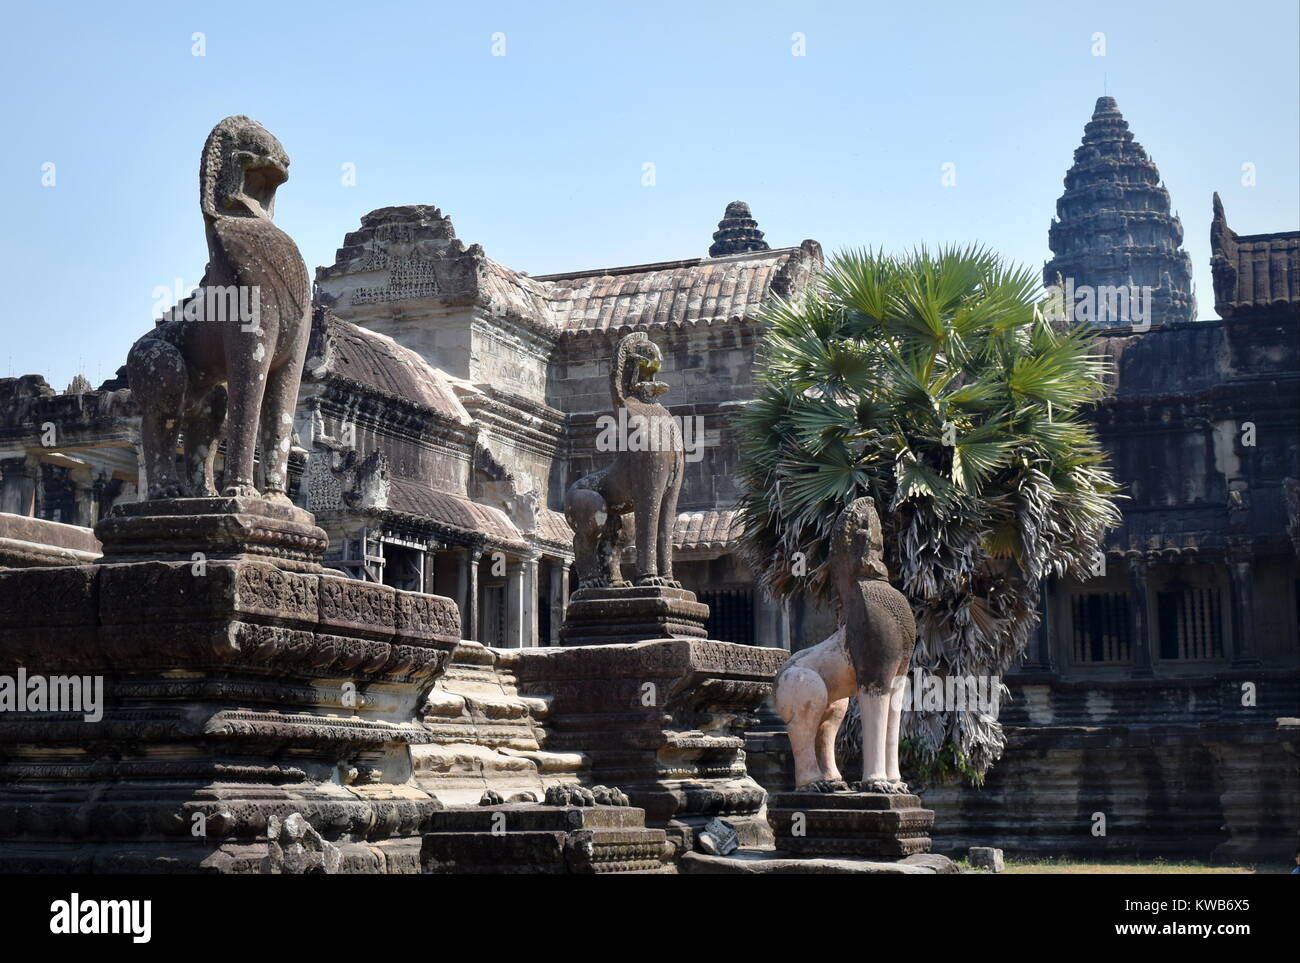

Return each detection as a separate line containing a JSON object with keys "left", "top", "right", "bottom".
{"left": 736, "top": 246, "right": 1121, "bottom": 779}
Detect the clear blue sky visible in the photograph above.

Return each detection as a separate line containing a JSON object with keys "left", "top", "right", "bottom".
{"left": 2, "top": 0, "right": 1296, "bottom": 391}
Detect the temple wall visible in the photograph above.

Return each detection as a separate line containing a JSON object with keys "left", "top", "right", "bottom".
{"left": 924, "top": 722, "right": 1299, "bottom": 864}
{"left": 313, "top": 297, "right": 477, "bottom": 384}
{"left": 746, "top": 682, "right": 1300, "bottom": 863}
{"left": 470, "top": 318, "right": 552, "bottom": 404}
{"left": 476, "top": 432, "right": 552, "bottom": 503}
{"left": 302, "top": 387, "right": 472, "bottom": 496}
{"left": 1257, "top": 559, "right": 1300, "bottom": 666}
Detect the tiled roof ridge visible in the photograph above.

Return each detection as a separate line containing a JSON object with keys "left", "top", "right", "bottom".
{"left": 314, "top": 311, "right": 473, "bottom": 426}
{"left": 531, "top": 245, "right": 802, "bottom": 282}
{"left": 318, "top": 204, "right": 822, "bottom": 335}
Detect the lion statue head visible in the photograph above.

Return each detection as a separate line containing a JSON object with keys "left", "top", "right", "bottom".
{"left": 829, "top": 496, "right": 890, "bottom": 582}
{"left": 200, "top": 115, "right": 292, "bottom": 221}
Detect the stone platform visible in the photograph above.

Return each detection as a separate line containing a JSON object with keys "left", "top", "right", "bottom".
{"left": 681, "top": 851, "right": 958, "bottom": 874}
{"left": 766, "top": 790, "right": 937, "bottom": 858}
{"left": 422, "top": 803, "right": 672, "bottom": 874}
{"left": 94, "top": 496, "right": 328, "bottom": 573}
{"left": 516, "top": 638, "right": 787, "bottom": 851}
{"left": 559, "top": 585, "right": 710, "bottom": 645}
{"left": 0, "top": 497, "right": 462, "bottom": 873}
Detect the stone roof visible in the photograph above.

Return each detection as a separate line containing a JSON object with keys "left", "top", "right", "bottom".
{"left": 310, "top": 311, "right": 472, "bottom": 425}
{"left": 612, "top": 510, "right": 742, "bottom": 562}
{"left": 386, "top": 478, "right": 524, "bottom": 548}
{"left": 673, "top": 509, "right": 740, "bottom": 554}
{"left": 317, "top": 205, "right": 823, "bottom": 337}
{"left": 534, "top": 242, "right": 822, "bottom": 334}
{"left": 1210, "top": 193, "right": 1300, "bottom": 319}
{"left": 535, "top": 507, "right": 574, "bottom": 547}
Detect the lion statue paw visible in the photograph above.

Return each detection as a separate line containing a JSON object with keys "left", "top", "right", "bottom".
{"left": 797, "top": 779, "right": 851, "bottom": 793}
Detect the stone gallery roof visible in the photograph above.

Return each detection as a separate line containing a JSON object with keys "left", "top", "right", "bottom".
{"left": 317, "top": 205, "right": 823, "bottom": 337}
{"left": 311, "top": 311, "right": 472, "bottom": 425}
{"left": 514, "top": 508, "right": 740, "bottom": 556}
{"left": 673, "top": 509, "right": 740, "bottom": 555}
{"left": 386, "top": 478, "right": 524, "bottom": 548}
{"left": 535, "top": 244, "right": 819, "bottom": 334}
{"left": 535, "top": 507, "right": 574, "bottom": 547}
{"left": 613, "top": 510, "right": 741, "bottom": 561}
{"left": 1210, "top": 193, "right": 1300, "bottom": 319}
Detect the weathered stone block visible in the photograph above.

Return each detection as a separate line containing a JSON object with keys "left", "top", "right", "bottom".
{"left": 421, "top": 803, "right": 671, "bottom": 874}
{"left": 0, "top": 549, "right": 460, "bottom": 873}
{"left": 517, "top": 638, "right": 785, "bottom": 848}
{"left": 95, "top": 496, "right": 328, "bottom": 573}
{"left": 766, "top": 790, "right": 936, "bottom": 858}
{"left": 560, "top": 585, "right": 710, "bottom": 645}
{"left": 968, "top": 846, "right": 1004, "bottom": 872}
{"left": 0, "top": 512, "right": 101, "bottom": 568}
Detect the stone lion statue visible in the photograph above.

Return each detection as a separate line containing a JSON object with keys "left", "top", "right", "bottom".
{"left": 127, "top": 115, "right": 311, "bottom": 501}
{"left": 564, "top": 332, "right": 684, "bottom": 589}
{"left": 772, "top": 497, "right": 916, "bottom": 793}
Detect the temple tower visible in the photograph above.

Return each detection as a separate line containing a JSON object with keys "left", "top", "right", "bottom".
{"left": 1045, "top": 96, "right": 1196, "bottom": 327}
{"left": 709, "top": 201, "right": 769, "bottom": 257}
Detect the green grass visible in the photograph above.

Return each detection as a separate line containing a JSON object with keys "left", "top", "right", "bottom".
{"left": 954, "top": 855, "right": 1287, "bottom": 874}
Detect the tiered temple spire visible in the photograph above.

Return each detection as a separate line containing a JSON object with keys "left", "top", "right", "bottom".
{"left": 1044, "top": 96, "right": 1196, "bottom": 327}
{"left": 709, "top": 201, "right": 769, "bottom": 257}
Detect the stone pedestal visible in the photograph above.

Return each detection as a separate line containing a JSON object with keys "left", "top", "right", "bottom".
{"left": 766, "top": 791, "right": 936, "bottom": 858}
{"left": 422, "top": 804, "right": 671, "bottom": 874}
{"left": 558, "top": 585, "right": 710, "bottom": 645}
{"left": 0, "top": 498, "right": 462, "bottom": 873}
{"left": 516, "top": 639, "right": 786, "bottom": 850}
{"left": 94, "top": 496, "right": 328, "bottom": 573}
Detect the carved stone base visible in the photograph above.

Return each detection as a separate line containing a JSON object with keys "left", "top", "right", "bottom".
{"left": 516, "top": 639, "right": 786, "bottom": 850}
{"left": 767, "top": 791, "right": 936, "bottom": 858}
{"left": 559, "top": 585, "right": 710, "bottom": 645}
{"left": 94, "top": 496, "right": 328, "bottom": 573}
{"left": 422, "top": 804, "right": 672, "bottom": 874}
{"left": 0, "top": 555, "right": 461, "bottom": 873}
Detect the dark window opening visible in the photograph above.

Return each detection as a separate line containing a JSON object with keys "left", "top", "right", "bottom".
{"left": 1156, "top": 586, "right": 1223, "bottom": 660}
{"left": 382, "top": 545, "right": 423, "bottom": 593}
{"left": 698, "top": 588, "right": 755, "bottom": 645}
{"left": 1071, "top": 592, "right": 1133, "bottom": 664}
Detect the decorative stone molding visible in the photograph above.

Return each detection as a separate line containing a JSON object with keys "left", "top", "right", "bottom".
{"left": 0, "top": 541, "right": 460, "bottom": 872}
{"left": 516, "top": 638, "right": 787, "bottom": 849}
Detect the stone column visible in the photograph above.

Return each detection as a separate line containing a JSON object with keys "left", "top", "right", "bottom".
{"left": 29, "top": 456, "right": 47, "bottom": 520}
{"left": 521, "top": 552, "right": 540, "bottom": 648}
{"left": 0, "top": 457, "right": 37, "bottom": 517}
{"left": 71, "top": 469, "right": 96, "bottom": 528}
{"left": 1226, "top": 540, "right": 1258, "bottom": 667}
{"left": 422, "top": 544, "right": 439, "bottom": 597}
{"left": 459, "top": 546, "right": 481, "bottom": 642}
{"left": 753, "top": 589, "right": 787, "bottom": 650}
{"left": 505, "top": 557, "right": 525, "bottom": 649}
{"left": 1127, "top": 555, "right": 1154, "bottom": 677}
{"left": 549, "top": 560, "right": 569, "bottom": 646}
